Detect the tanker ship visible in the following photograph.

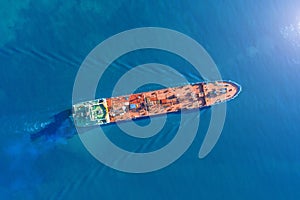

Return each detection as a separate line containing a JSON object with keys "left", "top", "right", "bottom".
{"left": 72, "top": 81, "right": 241, "bottom": 127}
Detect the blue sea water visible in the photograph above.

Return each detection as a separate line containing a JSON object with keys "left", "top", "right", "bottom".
{"left": 1, "top": 0, "right": 300, "bottom": 199}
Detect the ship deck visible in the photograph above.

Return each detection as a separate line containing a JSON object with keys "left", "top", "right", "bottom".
{"left": 106, "top": 83, "right": 206, "bottom": 122}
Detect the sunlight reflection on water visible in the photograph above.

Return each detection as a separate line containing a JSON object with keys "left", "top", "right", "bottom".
{"left": 281, "top": 18, "right": 300, "bottom": 47}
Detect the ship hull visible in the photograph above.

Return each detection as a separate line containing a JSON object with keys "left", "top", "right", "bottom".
{"left": 72, "top": 81, "right": 240, "bottom": 127}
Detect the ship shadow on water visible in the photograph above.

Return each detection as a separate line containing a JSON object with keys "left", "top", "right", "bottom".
{"left": 29, "top": 109, "right": 76, "bottom": 142}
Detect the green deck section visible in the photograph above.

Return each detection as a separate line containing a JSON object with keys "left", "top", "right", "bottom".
{"left": 92, "top": 104, "right": 106, "bottom": 119}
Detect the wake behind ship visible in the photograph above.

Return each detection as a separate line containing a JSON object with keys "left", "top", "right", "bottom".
{"left": 72, "top": 80, "right": 241, "bottom": 127}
